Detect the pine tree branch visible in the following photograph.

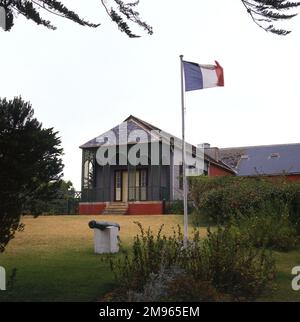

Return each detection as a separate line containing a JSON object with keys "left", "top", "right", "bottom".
{"left": 101, "top": 0, "right": 152, "bottom": 37}
{"left": 0, "top": 0, "right": 153, "bottom": 37}
{"left": 14, "top": 1, "right": 56, "bottom": 30}
{"left": 0, "top": 0, "right": 100, "bottom": 30}
{"left": 36, "top": 0, "right": 100, "bottom": 27}
{"left": 31, "top": 0, "right": 75, "bottom": 21}
{"left": 241, "top": 0, "right": 300, "bottom": 35}
{"left": 113, "top": 0, "right": 153, "bottom": 35}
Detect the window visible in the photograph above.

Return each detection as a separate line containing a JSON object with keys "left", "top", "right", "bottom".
{"left": 179, "top": 163, "right": 183, "bottom": 190}
{"left": 115, "top": 171, "right": 121, "bottom": 189}
{"left": 83, "top": 160, "right": 94, "bottom": 189}
{"left": 140, "top": 169, "right": 147, "bottom": 187}
{"left": 192, "top": 145, "right": 196, "bottom": 158}
{"left": 269, "top": 153, "right": 280, "bottom": 159}
{"left": 128, "top": 168, "right": 148, "bottom": 201}
{"left": 140, "top": 169, "right": 147, "bottom": 201}
{"left": 241, "top": 154, "right": 249, "bottom": 159}
{"left": 115, "top": 171, "right": 122, "bottom": 201}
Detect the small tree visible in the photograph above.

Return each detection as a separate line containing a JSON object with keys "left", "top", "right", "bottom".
{"left": 0, "top": 96, "right": 64, "bottom": 252}
{"left": 26, "top": 180, "right": 80, "bottom": 215}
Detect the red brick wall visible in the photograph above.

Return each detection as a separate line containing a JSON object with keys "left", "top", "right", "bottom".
{"left": 79, "top": 203, "right": 106, "bottom": 215}
{"left": 209, "top": 164, "right": 233, "bottom": 177}
{"left": 128, "top": 202, "right": 163, "bottom": 215}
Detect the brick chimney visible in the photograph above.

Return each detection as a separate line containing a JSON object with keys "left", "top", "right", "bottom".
{"left": 198, "top": 143, "right": 220, "bottom": 161}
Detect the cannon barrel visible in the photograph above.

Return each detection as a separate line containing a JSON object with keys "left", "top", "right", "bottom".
{"left": 88, "top": 220, "right": 120, "bottom": 231}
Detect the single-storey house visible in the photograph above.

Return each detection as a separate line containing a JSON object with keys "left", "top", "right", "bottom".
{"left": 79, "top": 115, "right": 234, "bottom": 215}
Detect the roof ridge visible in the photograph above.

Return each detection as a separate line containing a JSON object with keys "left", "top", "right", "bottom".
{"left": 220, "top": 142, "right": 300, "bottom": 150}
{"left": 123, "top": 115, "right": 161, "bottom": 131}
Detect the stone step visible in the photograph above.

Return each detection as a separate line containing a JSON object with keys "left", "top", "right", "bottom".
{"left": 102, "top": 202, "right": 128, "bottom": 215}
{"left": 106, "top": 204, "right": 128, "bottom": 208}
{"left": 104, "top": 208, "right": 127, "bottom": 211}
{"left": 102, "top": 210, "right": 127, "bottom": 215}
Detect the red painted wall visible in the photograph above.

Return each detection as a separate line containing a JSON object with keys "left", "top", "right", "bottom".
{"left": 209, "top": 164, "right": 234, "bottom": 177}
{"left": 79, "top": 203, "right": 106, "bottom": 215}
{"left": 79, "top": 202, "right": 163, "bottom": 215}
{"left": 128, "top": 202, "right": 163, "bottom": 215}
{"left": 286, "top": 175, "right": 300, "bottom": 182}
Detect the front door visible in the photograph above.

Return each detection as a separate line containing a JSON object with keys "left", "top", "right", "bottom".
{"left": 122, "top": 171, "right": 128, "bottom": 202}
{"left": 115, "top": 169, "right": 147, "bottom": 201}
{"left": 115, "top": 170, "right": 128, "bottom": 202}
{"left": 128, "top": 168, "right": 148, "bottom": 201}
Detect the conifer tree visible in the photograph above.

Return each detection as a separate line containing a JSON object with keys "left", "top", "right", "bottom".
{"left": 0, "top": 97, "right": 64, "bottom": 252}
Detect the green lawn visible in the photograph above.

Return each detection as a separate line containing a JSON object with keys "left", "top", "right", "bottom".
{"left": 0, "top": 215, "right": 187, "bottom": 302}
{"left": 261, "top": 248, "right": 300, "bottom": 302}
{"left": 0, "top": 215, "right": 299, "bottom": 302}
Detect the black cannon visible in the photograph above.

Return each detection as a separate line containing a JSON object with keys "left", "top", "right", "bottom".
{"left": 88, "top": 220, "right": 120, "bottom": 231}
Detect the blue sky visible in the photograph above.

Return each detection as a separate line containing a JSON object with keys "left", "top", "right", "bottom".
{"left": 1, "top": 0, "right": 300, "bottom": 189}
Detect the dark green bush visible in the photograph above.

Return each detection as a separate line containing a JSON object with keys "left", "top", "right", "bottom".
{"left": 233, "top": 202, "right": 298, "bottom": 251}
{"left": 109, "top": 223, "right": 276, "bottom": 301}
{"left": 164, "top": 200, "right": 193, "bottom": 214}
{"left": 182, "top": 226, "right": 276, "bottom": 300}
{"left": 189, "top": 176, "right": 300, "bottom": 233}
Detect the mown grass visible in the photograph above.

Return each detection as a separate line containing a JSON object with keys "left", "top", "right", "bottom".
{"left": 0, "top": 215, "right": 189, "bottom": 302}
{"left": 0, "top": 215, "right": 299, "bottom": 302}
{"left": 260, "top": 248, "right": 300, "bottom": 302}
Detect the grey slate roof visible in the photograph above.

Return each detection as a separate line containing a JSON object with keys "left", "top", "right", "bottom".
{"left": 79, "top": 116, "right": 159, "bottom": 149}
{"left": 219, "top": 143, "right": 300, "bottom": 176}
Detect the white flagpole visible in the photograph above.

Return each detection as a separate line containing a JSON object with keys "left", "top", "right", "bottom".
{"left": 180, "top": 54, "right": 188, "bottom": 247}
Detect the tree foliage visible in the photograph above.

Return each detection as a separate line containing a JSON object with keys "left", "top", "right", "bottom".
{"left": 0, "top": 97, "right": 64, "bottom": 252}
{"left": 0, "top": 0, "right": 152, "bottom": 37}
{"left": 26, "top": 180, "right": 80, "bottom": 215}
{"left": 241, "top": 0, "right": 300, "bottom": 35}
{"left": 0, "top": 1, "right": 299, "bottom": 36}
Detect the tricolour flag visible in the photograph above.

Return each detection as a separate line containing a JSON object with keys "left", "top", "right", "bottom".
{"left": 183, "top": 60, "right": 224, "bottom": 91}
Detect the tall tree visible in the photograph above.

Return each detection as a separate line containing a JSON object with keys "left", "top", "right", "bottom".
{"left": 0, "top": 97, "right": 64, "bottom": 252}
{"left": 0, "top": 0, "right": 153, "bottom": 37}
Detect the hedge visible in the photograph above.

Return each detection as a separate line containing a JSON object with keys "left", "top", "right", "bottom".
{"left": 189, "top": 176, "right": 300, "bottom": 233}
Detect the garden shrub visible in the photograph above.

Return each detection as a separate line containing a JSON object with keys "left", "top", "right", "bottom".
{"left": 110, "top": 222, "right": 184, "bottom": 291}
{"left": 189, "top": 176, "right": 300, "bottom": 233}
{"left": 164, "top": 200, "right": 193, "bottom": 214}
{"left": 109, "top": 223, "right": 276, "bottom": 301}
{"left": 166, "top": 272, "right": 227, "bottom": 302}
{"left": 126, "top": 266, "right": 222, "bottom": 302}
{"left": 180, "top": 226, "right": 276, "bottom": 300}
{"left": 233, "top": 202, "right": 298, "bottom": 251}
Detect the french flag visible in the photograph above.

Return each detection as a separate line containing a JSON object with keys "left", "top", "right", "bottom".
{"left": 183, "top": 60, "right": 224, "bottom": 91}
